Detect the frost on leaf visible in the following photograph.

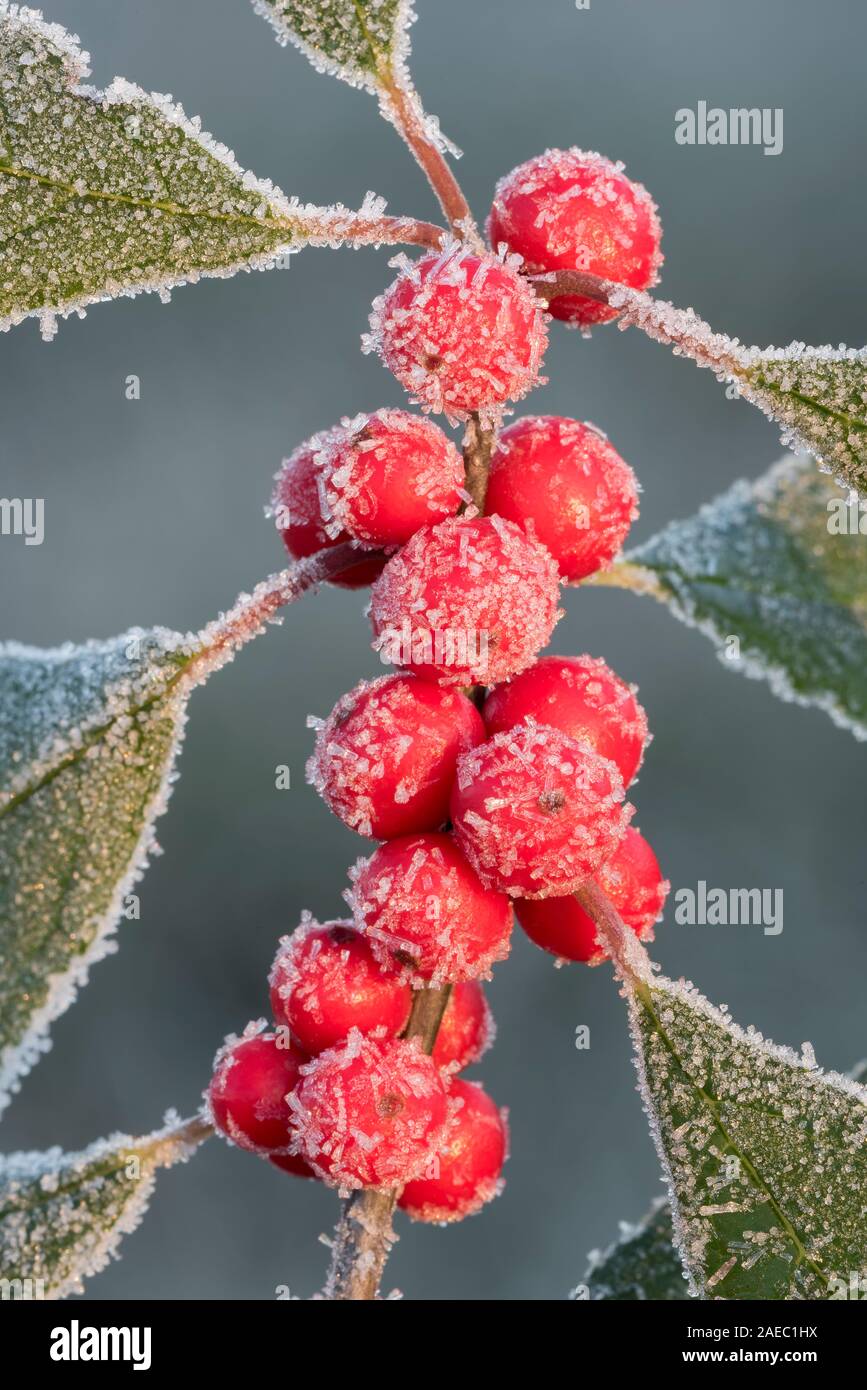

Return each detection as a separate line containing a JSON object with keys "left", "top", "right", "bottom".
{"left": 0, "top": 629, "right": 193, "bottom": 1116}
{"left": 609, "top": 287, "right": 867, "bottom": 495}
{"left": 629, "top": 972, "right": 867, "bottom": 1299}
{"left": 0, "top": 1113, "right": 209, "bottom": 1299}
{"left": 581, "top": 1197, "right": 690, "bottom": 1301}
{"left": 623, "top": 452, "right": 867, "bottom": 741}
{"left": 0, "top": 7, "right": 399, "bottom": 338}
{"left": 252, "top": 0, "right": 413, "bottom": 93}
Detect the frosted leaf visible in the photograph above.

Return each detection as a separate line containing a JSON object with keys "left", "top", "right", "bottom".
{"left": 620, "top": 452, "right": 867, "bottom": 741}
{"left": 0, "top": 7, "right": 405, "bottom": 337}
{"left": 608, "top": 287, "right": 867, "bottom": 496}
{"left": 581, "top": 1197, "right": 690, "bottom": 1301}
{"left": 0, "top": 630, "right": 192, "bottom": 1115}
{"left": 580, "top": 1059, "right": 867, "bottom": 1301}
{"left": 0, "top": 1113, "right": 210, "bottom": 1299}
{"left": 251, "top": 0, "right": 413, "bottom": 93}
{"left": 628, "top": 971, "right": 867, "bottom": 1299}
{"left": 0, "top": 550, "right": 336, "bottom": 1115}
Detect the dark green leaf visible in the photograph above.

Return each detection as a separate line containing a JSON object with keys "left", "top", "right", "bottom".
{"left": 251, "top": 0, "right": 411, "bottom": 91}
{"left": 622, "top": 452, "right": 867, "bottom": 741}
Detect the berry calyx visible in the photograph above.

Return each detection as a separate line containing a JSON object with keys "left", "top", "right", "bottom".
{"left": 485, "top": 416, "right": 639, "bottom": 581}
{"left": 288, "top": 1032, "right": 453, "bottom": 1190}
{"left": 307, "top": 673, "right": 485, "bottom": 839}
{"left": 208, "top": 1027, "right": 311, "bottom": 1166}
{"left": 487, "top": 148, "right": 662, "bottom": 326}
{"left": 370, "top": 515, "right": 562, "bottom": 687}
{"left": 398, "top": 1079, "right": 508, "bottom": 1224}
{"left": 482, "top": 654, "right": 648, "bottom": 786}
{"left": 450, "top": 724, "right": 632, "bottom": 899}
{"left": 365, "top": 245, "right": 548, "bottom": 419}
{"left": 516, "top": 826, "right": 669, "bottom": 962}
{"left": 269, "top": 915, "right": 411, "bottom": 1055}
{"left": 432, "top": 981, "right": 494, "bottom": 1073}
{"left": 318, "top": 409, "right": 465, "bottom": 548}
{"left": 350, "top": 832, "right": 513, "bottom": 984}
{"left": 271, "top": 430, "right": 386, "bottom": 589}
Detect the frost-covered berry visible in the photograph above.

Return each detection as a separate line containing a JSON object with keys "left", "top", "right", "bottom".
{"left": 288, "top": 1032, "right": 453, "bottom": 1190}
{"left": 516, "top": 826, "right": 669, "bottom": 963}
{"left": 370, "top": 515, "right": 562, "bottom": 687}
{"left": 307, "top": 674, "right": 485, "bottom": 839}
{"left": 269, "top": 916, "right": 411, "bottom": 1055}
{"left": 207, "top": 1028, "right": 311, "bottom": 1166}
{"left": 364, "top": 245, "right": 548, "bottom": 419}
{"left": 450, "top": 724, "right": 632, "bottom": 899}
{"left": 350, "top": 832, "right": 513, "bottom": 984}
{"left": 432, "top": 981, "right": 494, "bottom": 1073}
{"left": 271, "top": 429, "right": 386, "bottom": 589}
{"left": 485, "top": 416, "right": 639, "bottom": 581}
{"left": 487, "top": 148, "right": 662, "bottom": 326}
{"left": 317, "top": 409, "right": 464, "bottom": 548}
{"left": 398, "top": 1079, "right": 507, "bottom": 1224}
{"left": 482, "top": 654, "right": 648, "bottom": 786}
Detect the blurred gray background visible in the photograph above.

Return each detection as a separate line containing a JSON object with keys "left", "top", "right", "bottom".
{"left": 1, "top": 0, "right": 865, "bottom": 1301}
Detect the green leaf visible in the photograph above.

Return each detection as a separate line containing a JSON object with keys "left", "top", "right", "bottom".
{"left": 617, "top": 452, "right": 867, "bottom": 741}
{"left": 251, "top": 0, "right": 413, "bottom": 92}
{"left": 0, "top": 1113, "right": 210, "bottom": 1299}
{"left": 581, "top": 1197, "right": 690, "bottom": 1301}
{"left": 0, "top": 7, "right": 400, "bottom": 338}
{"left": 608, "top": 287, "right": 867, "bottom": 494}
{"left": 629, "top": 971, "right": 867, "bottom": 1299}
{"left": 0, "top": 551, "right": 341, "bottom": 1117}
{"left": 0, "top": 628, "right": 193, "bottom": 1115}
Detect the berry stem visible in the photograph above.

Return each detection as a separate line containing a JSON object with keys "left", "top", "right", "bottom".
{"left": 582, "top": 560, "right": 667, "bottom": 600}
{"left": 528, "top": 269, "right": 615, "bottom": 306}
{"left": 462, "top": 413, "right": 496, "bottom": 512}
{"left": 363, "top": 214, "right": 450, "bottom": 250}
{"left": 382, "top": 77, "right": 482, "bottom": 249}
{"left": 573, "top": 877, "right": 654, "bottom": 985}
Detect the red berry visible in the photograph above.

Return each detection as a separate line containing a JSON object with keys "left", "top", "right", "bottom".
{"left": 288, "top": 1032, "right": 453, "bottom": 1190}
{"left": 307, "top": 674, "right": 485, "bottom": 839}
{"left": 207, "top": 1027, "right": 311, "bottom": 1166}
{"left": 398, "top": 1079, "right": 508, "bottom": 1224}
{"left": 269, "top": 915, "right": 412, "bottom": 1055}
{"left": 483, "top": 654, "right": 648, "bottom": 786}
{"left": 350, "top": 832, "right": 513, "bottom": 984}
{"left": 485, "top": 416, "right": 638, "bottom": 581}
{"left": 516, "top": 826, "right": 669, "bottom": 963}
{"left": 364, "top": 246, "right": 548, "bottom": 419}
{"left": 269, "top": 1150, "right": 319, "bottom": 1179}
{"left": 271, "top": 429, "right": 386, "bottom": 589}
{"left": 370, "top": 515, "right": 562, "bottom": 687}
{"left": 487, "top": 148, "right": 662, "bottom": 326}
{"left": 450, "top": 724, "right": 632, "bottom": 899}
{"left": 317, "top": 409, "right": 464, "bottom": 548}
{"left": 432, "top": 981, "right": 494, "bottom": 1072}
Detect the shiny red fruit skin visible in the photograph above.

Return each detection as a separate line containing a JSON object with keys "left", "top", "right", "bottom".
{"left": 366, "top": 247, "right": 548, "bottom": 417}
{"left": 370, "top": 515, "right": 562, "bottom": 688}
{"left": 398, "top": 1079, "right": 508, "bottom": 1223}
{"left": 350, "top": 832, "right": 513, "bottom": 984}
{"left": 288, "top": 1033, "right": 454, "bottom": 1191}
{"left": 269, "top": 917, "right": 411, "bottom": 1055}
{"left": 483, "top": 653, "right": 648, "bottom": 786}
{"left": 450, "top": 724, "right": 631, "bottom": 899}
{"left": 432, "top": 981, "right": 494, "bottom": 1072}
{"left": 319, "top": 409, "right": 464, "bottom": 548}
{"left": 271, "top": 431, "right": 386, "bottom": 589}
{"left": 516, "top": 826, "right": 669, "bottom": 963}
{"left": 485, "top": 416, "right": 638, "bottom": 581}
{"left": 208, "top": 1030, "right": 312, "bottom": 1169}
{"left": 487, "top": 148, "right": 662, "bottom": 326}
{"left": 307, "top": 673, "right": 485, "bottom": 840}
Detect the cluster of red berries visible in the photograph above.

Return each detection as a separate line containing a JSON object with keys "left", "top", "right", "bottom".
{"left": 209, "top": 150, "right": 668, "bottom": 1225}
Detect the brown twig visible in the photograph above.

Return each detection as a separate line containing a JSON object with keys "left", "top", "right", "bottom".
{"left": 381, "top": 77, "right": 482, "bottom": 248}
{"left": 462, "top": 414, "right": 496, "bottom": 512}
{"left": 528, "top": 268, "right": 616, "bottom": 306}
